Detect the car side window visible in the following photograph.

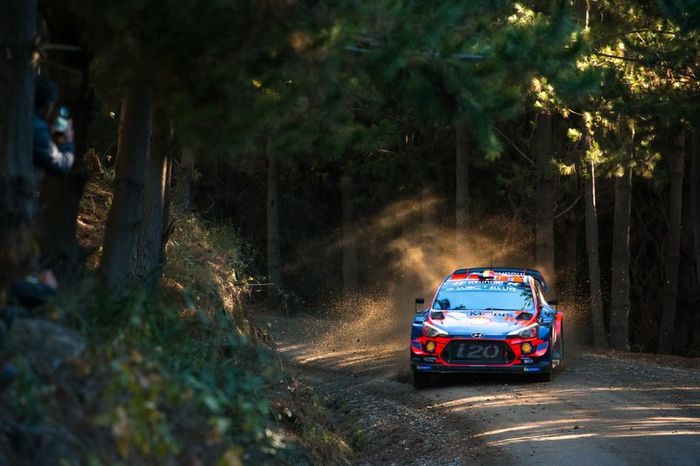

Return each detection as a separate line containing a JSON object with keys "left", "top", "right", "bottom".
{"left": 540, "top": 287, "right": 548, "bottom": 307}
{"left": 535, "top": 283, "right": 547, "bottom": 307}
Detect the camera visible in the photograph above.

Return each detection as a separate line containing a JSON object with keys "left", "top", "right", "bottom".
{"left": 53, "top": 106, "right": 70, "bottom": 135}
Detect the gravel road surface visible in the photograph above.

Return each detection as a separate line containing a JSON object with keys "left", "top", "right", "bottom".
{"left": 259, "top": 311, "right": 700, "bottom": 465}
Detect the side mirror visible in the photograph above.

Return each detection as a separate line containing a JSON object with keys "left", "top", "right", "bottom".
{"left": 414, "top": 297, "right": 425, "bottom": 313}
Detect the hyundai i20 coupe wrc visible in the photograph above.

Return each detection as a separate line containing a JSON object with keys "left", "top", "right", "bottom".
{"left": 410, "top": 267, "right": 563, "bottom": 388}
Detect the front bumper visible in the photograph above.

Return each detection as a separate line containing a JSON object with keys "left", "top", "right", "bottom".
{"left": 410, "top": 335, "right": 551, "bottom": 374}
{"left": 410, "top": 359, "right": 551, "bottom": 374}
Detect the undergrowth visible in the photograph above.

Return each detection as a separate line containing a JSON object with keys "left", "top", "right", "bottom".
{"left": 78, "top": 288, "right": 277, "bottom": 464}
{"left": 85, "top": 214, "right": 280, "bottom": 463}
{"left": 270, "top": 374, "right": 361, "bottom": 465}
{"left": 2, "top": 180, "right": 356, "bottom": 464}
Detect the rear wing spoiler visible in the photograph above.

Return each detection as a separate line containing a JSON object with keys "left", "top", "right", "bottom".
{"left": 453, "top": 267, "right": 549, "bottom": 291}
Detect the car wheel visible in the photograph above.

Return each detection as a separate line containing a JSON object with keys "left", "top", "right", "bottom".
{"left": 412, "top": 370, "right": 434, "bottom": 389}
{"left": 530, "top": 331, "right": 558, "bottom": 383}
{"left": 551, "top": 324, "right": 564, "bottom": 371}
{"left": 531, "top": 370, "right": 552, "bottom": 382}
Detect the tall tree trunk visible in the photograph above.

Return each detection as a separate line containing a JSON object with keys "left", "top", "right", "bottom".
{"left": 691, "top": 131, "right": 700, "bottom": 355}
{"left": 0, "top": 0, "right": 37, "bottom": 287}
{"left": 677, "top": 131, "right": 694, "bottom": 353}
{"left": 609, "top": 125, "right": 634, "bottom": 351}
{"left": 422, "top": 128, "right": 438, "bottom": 262}
{"left": 421, "top": 186, "right": 437, "bottom": 254}
{"left": 341, "top": 174, "right": 358, "bottom": 297}
{"left": 583, "top": 126, "right": 607, "bottom": 347}
{"left": 160, "top": 142, "right": 173, "bottom": 264}
{"left": 267, "top": 150, "right": 283, "bottom": 289}
{"left": 563, "top": 218, "right": 578, "bottom": 300}
{"left": 455, "top": 124, "right": 469, "bottom": 245}
{"left": 575, "top": 0, "right": 590, "bottom": 29}
{"left": 174, "top": 147, "right": 194, "bottom": 211}
{"left": 100, "top": 80, "right": 153, "bottom": 291}
{"left": 134, "top": 113, "right": 169, "bottom": 284}
{"left": 535, "top": 112, "right": 555, "bottom": 287}
{"left": 692, "top": 130, "right": 700, "bottom": 290}
{"left": 659, "top": 132, "right": 686, "bottom": 354}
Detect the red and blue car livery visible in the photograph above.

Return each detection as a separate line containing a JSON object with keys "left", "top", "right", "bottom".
{"left": 410, "top": 267, "right": 563, "bottom": 387}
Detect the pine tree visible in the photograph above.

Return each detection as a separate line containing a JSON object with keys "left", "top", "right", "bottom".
{"left": 0, "top": 0, "right": 38, "bottom": 287}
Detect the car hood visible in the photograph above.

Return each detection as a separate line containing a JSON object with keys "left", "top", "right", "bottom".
{"left": 428, "top": 309, "right": 534, "bottom": 336}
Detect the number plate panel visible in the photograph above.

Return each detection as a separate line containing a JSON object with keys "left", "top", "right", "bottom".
{"left": 444, "top": 341, "right": 511, "bottom": 364}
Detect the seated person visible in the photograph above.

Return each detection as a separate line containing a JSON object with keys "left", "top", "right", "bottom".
{"left": 33, "top": 77, "right": 74, "bottom": 175}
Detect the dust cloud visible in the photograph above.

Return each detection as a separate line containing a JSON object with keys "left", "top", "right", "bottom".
{"left": 288, "top": 192, "right": 589, "bottom": 378}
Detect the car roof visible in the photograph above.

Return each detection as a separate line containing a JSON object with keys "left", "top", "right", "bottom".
{"left": 448, "top": 267, "right": 548, "bottom": 291}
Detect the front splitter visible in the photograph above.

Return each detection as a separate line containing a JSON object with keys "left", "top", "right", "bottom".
{"left": 411, "top": 361, "right": 551, "bottom": 374}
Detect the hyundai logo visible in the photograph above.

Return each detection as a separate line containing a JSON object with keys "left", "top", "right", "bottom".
{"left": 472, "top": 333, "right": 485, "bottom": 338}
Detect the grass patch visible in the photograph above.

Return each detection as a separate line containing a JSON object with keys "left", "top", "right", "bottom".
{"left": 268, "top": 373, "right": 368, "bottom": 465}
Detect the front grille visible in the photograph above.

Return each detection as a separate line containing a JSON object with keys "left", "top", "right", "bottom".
{"left": 442, "top": 340, "right": 513, "bottom": 364}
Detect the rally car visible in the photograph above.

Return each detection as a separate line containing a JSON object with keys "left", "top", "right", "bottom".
{"left": 410, "top": 267, "right": 563, "bottom": 387}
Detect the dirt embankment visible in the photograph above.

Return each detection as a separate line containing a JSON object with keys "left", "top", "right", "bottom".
{"left": 259, "top": 311, "right": 700, "bottom": 466}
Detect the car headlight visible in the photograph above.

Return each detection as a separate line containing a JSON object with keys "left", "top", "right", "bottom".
{"left": 423, "top": 322, "right": 448, "bottom": 338}
{"left": 510, "top": 324, "right": 538, "bottom": 339}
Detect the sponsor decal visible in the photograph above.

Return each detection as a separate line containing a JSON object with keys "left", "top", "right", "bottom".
{"left": 424, "top": 357, "right": 437, "bottom": 362}
{"left": 468, "top": 311, "right": 514, "bottom": 317}
{"left": 445, "top": 280, "right": 468, "bottom": 286}
{"left": 417, "top": 364, "right": 432, "bottom": 371}
{"left": 468, "top": 317, "right": 492, "bottom": 325}
{"left": 453, "top": 285, "right": 520, "bottom": 292}
{"left": 454, "top": 342, "right": 502, "bottom": 359}
{"left": 521, "top": 357, "right": 533, "bottom": 364}
{"left": 443, "top": 282, "right": 525, "bottom": 293}
{"left": 523, "top": 367, "right": 541, "bottom": 372}
{"left": 436, "top": 310, "right": 515, "bottom": 319}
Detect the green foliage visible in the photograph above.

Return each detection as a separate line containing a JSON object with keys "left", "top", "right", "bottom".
{"left": 659, "top": 0, "right": 700, "bottom": 32}
{"left": 4, "top": 358, "right": 54, "bottom": 425}
{"left": 329, "top": 1, "right": 587, "bottom": 157}
{"left": 47, "top": 220, "right": 277, "bottom": 463}
{"left": 547, "top": 0, "right": 700, "bottom": 184}
{"left": 78, "top": 288, "right": 276, "bottom": 462}
{"left": 69, "top": 0, "right": 590, "bottom": 164}
{"left": 96, "top": 349, "right": 182, "bottom": 458}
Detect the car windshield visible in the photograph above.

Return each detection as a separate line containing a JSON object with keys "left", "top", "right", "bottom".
{"left": 432, "top": 281, "right": 534, "bottom": 311}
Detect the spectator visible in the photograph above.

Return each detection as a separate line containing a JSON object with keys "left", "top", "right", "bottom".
{"left": 33, "top": 77, "right": 74, "bottom": 175}
{"left": 2, "top": 77, "right": 76, "bottom": 391}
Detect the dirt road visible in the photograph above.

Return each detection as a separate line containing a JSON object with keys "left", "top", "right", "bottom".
{"left": 259, "top": 310, "right": 700, "bottom": 465}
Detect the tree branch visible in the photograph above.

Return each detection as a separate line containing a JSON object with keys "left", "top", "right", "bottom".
{"left": 344, "top": 46, "right": 485, "bottom": 62}
{"left": 553, "top": 195, "right": 581, "bottom": 219}
{"left": 591, "top": 51, "right": 646, "bottom": 63}
{"left": 493, "top": 127, "right": 535, "bottom": 167}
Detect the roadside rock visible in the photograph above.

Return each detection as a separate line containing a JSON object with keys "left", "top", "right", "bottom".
{"left": 8, "top": 425, "right": 82, "bottom": 466}
{"left": 6, "top": 319, "right": 85, "bottom": 378}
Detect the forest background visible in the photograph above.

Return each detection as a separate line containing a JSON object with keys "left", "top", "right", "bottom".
{"left": 1, "top": 0, "right": 700, "bottom": 464}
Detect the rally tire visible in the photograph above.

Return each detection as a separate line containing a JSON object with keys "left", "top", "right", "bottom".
{"left": 554, "top": 324, "right": 565, "bottom": 371}
{"left": 552, "top": 324, "right": 565, "bottom": 371}
{"left": 412, "top": 370, "right": 434, "bottom": 389}
{"left": 531, "top": 370, "right": 552, "bottom": 382}
{"left": 531, "top": 331, "right": 557, "bottom": 382}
